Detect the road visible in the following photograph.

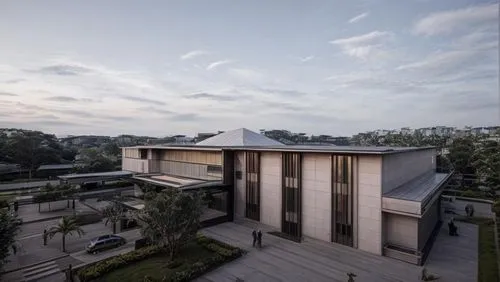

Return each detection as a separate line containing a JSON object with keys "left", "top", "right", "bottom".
{"left": 0, "top": 180, "right": 60, "bottom": 192}
{"left": 18, "top": 221, "right": 127, "bottom": 253}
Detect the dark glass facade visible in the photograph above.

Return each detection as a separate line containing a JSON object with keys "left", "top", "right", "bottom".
{"left": 331, "top": 155, "right": 354, "bottom": 246}
{"left": 245, "top": 152, "right": 260, "bottom": 221}
{"left": 282, "top": 152, "right": 302, "bottom": 239}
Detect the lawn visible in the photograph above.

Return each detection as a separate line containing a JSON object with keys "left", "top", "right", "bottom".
{"left": 456, "top": 217, "right": 499, "bottom": 282}
{"left": 97, "top": 241, "right": 224, "bottom": 282}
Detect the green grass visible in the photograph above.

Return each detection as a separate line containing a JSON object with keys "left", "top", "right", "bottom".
{"left": 456, "top": 217, "right": 499, "bottom": 282}
{"left": 99, "top": 242, "right": 214, "bottom": 282}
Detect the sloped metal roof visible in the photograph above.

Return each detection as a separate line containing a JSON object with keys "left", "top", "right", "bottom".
{"left": 383, "top": 172, "right": 452, "bottom": 202}
{"left": 196, "top": 128, "right": 283, "bottom": 147}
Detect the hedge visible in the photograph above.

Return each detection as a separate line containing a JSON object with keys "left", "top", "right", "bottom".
{"left": 77, "top": 234, "right": 243, "bottom": 282}
{"left": 169, "top": 235, "right": 243, "bottom": 282}
{"left": 77, "top": 245, "right": 164, "bottom": 282}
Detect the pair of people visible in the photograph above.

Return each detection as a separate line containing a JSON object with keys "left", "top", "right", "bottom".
{"left": 252, "top": 230, "right": 262, "bottom": 248}
{"left": 448, "top": 218, "right": 459, "bottom": 236}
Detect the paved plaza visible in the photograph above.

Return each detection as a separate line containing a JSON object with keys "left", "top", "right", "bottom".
{"left": 424, "top": 219, "right": 478, "bottom": 282}
{"left": 197, "top": 218, "right": 478, "bottom": 282}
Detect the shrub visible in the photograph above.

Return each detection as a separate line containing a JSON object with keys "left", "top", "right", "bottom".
{"left": 166, "top": 259, "right": 183, "bottom": 269}
{"left": 461, "top": 190, "right": 476, "bottom": 198}
{"left": 0, "top": 199, "right": 9, "bottom": 209}
{"left": 171, "top": 255, "right": 225, "bottom": 282}
{"left": 493, "top": 200, "right": 500, "bottom": 216}
{"left": 77, "top": 245, "right": 163, "bottom": 282}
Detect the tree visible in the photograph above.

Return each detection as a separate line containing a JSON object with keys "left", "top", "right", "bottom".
{"left": 472, "top": 140, "right": 500, "bottom": 191}
{"left": 448, "top": 137, "right": 476, "bottom": 186}
{"left": 0, "top": 210, "right": 21, "bottom": 273}
{"left": 102, "top": 202, "right": 125, "bottom": 234}
{"left": 136, "top": 189, "right": 203, "bottom": 259}
{"left": 47, "top": 216, "right": 85, "bottom": 252}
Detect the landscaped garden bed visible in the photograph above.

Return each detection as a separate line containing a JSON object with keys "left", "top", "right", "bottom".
{"left": 77, "top": 234, "right": 244, "bottom": 282}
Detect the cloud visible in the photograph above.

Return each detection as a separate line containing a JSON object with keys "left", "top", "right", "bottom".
{"left": 348, "top": 12, "right": 369, "bottom": 23}
{"left": 396, "top": 50, "right": 483, "bottom": 75}
{"left": 3, "top": 79, "right": 24, "bottom": 84}
{"left": 257, "top": 88, "right": 308, "bottom": 97}
{"left": 45, "top": 96, "right": 79, "bottom": 102}
{"left": 299, "top": 56, "right": 315, "bottom": 63}
{"left": 228, "top": 68, "right": 264, "bottom": 82}
{"left": 414, "top": 3, "right": 499, "bottom": 36}
{"left": 44, "top": 95, "right": 96, "bottom": 102}
{"left": 120, "top": 95, "right": 166, "bottom": 105}
{"left": 264, "top": 101, "right": 306, "bottom": 112}
{"left": 54, "top": 108, "right": 95, "bottom": 118}
{"left": 185, "top": 92, "right": 237, "bottom": 101}
{"left": 136, "top": 106, "right": 173, "bottom": 115}
{"left": 34, "top": 64, "right": 93, "bottom": 76}
{"left": 206, "top": 60, "right": 233, "bottom": 71}
{"left": 0, "top": 92, "right": 18, "bottom": 96}
{"left": 329, "top": 31, "right": 393, "bottom": 59}
{"left": 170, "top": 113, "right": 200, "bottom": 122}
{"left": 180, "top": 50, "right": 209, "bottom": 60}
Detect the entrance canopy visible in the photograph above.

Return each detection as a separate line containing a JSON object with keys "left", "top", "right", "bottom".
{"left": 58, "top": 171, "right": 133, "bottom": 185}
{"left": 132, "top": 173, "right": 224, "bottom": 191}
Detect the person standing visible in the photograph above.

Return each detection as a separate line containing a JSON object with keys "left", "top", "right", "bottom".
{"left": 252, "top": 230, "right": 257, "bottom": 247}
{"left": 65, "top": 264, "right": 74, "bottom": 282}
{"left": 43, "top": 229, "right": 47, "bottom": 246}
{"left": 257, "top": 230, "right": 262, "bottom": 248}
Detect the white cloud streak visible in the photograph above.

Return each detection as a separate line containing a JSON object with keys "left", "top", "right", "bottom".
{"left": 206, "top": 60, "right": 232, "bottom": 71}
{"left": 329, "top": 31, "right": 393, "bottom": 59}
{"left": 299, "top": 56, "right": 315, "bottom": 62}
{"left": 414, "top": 3, "right": 499, "bottom": 36}
{"left": 180, "top": 50, "right": 209, "bottom": 60}
{"left": 348, "top": 12, "right": 369, "bottom": 23}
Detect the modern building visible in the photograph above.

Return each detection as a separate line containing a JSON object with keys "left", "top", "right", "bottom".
{"left": 122, "top": 128, "right": 451, "bottom": 265}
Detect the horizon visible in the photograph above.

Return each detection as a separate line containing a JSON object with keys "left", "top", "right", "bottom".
{"left": 2, "top": 124, "right": 498, "bottom": 139}
{"left": 0, "top": 0, "right": 499, "bottom": 137}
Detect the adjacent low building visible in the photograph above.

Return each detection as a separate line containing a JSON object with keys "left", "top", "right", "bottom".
{"left": 122, "top": 128, "right": 452, "bottom": 265}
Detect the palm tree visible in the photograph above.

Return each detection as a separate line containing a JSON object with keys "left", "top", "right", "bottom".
{"left": 102, "top": 202, "right": 125, "bottom": 234}
{"left": 47, "top": 216, "right": 85, "bottom": 252}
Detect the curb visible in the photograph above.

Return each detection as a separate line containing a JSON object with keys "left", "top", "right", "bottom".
{"left": 22, "top": 215, "right": 64, "bottom": 224}
{"left": 1, "top": 254, "right": 69, "bottom": 274}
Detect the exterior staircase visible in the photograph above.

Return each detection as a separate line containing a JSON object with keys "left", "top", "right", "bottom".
{"left": 22, "top": 260, "right": 61, "bottom": 282}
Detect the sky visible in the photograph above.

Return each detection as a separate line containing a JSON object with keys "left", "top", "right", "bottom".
{"left": 0, "top": 0, "right": 498, "bottom": 137}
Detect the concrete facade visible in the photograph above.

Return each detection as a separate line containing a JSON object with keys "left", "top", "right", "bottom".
{"left": 384, "top": 213, "right": 419, "bottom": 250}
{"left": 259, "top": 152, "right": 282, "bottom": 229}
{"left": 234, "top": 152, "right": 246, "bottom": 218}
{"left": 301, "top": 153, "right": 331, "bottom": 242}
{"left": 418, "top": 199, "right": 439, "bottom": 250}
{"left": 357, "top": 155, "right": 383, "bottom": 255}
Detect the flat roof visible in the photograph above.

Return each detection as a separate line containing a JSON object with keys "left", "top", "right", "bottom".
{"left": 37, "top": 164, "right": 75, "bottom": 171}
{"left": 133, "top": 174, "right": 223, "bottom": 189}
{"left": 383, "top": 172, "right": 452, "bottom": 202}
{"left": 58, "top": 171, "right": 133, "bottom": 180}
{"left": 122, "top": 144, "right": 435, "bottom": 155}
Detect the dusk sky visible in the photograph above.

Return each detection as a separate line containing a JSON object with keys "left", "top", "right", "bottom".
{"left": 0, "top": 0, "right": 498, "bottom": 137}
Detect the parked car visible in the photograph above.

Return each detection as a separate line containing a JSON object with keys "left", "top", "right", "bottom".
{"left": 86, "top": 235, "right": 126, "bottom": 254}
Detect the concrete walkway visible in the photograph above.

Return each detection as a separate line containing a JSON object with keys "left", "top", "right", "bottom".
{"left": 18, "top": 201, "right": 95, "bottom": 223}
{"left": 197, "top": 221, "right": 423, "bottom": 282}
{"left": 424, "top": 220, "right": 478, "bottom": 282}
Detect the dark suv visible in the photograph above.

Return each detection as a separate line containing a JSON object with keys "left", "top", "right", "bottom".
{"left": 86, "top": 235, "right": 126, "bottom": 254}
